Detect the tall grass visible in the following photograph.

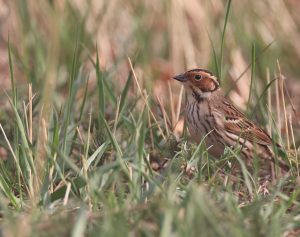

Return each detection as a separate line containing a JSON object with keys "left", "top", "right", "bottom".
{"left": 0, "top": 0, "right": 299, "bottom": 236}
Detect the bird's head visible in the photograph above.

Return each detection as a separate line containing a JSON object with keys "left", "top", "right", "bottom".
{"left": 173, "top": 69, "right": 220, "bottom": 101}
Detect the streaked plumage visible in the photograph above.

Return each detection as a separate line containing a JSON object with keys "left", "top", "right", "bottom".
{"left": 173, "top": 69, "right": 288, "bottom": 175}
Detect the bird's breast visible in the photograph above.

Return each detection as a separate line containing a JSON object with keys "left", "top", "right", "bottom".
{"left": 185, "top": 100, "right": 215, "bottom": 140}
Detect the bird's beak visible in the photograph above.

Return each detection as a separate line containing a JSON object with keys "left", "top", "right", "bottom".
{"left": 172, "top": 73, "right": 187, "bottom": 82}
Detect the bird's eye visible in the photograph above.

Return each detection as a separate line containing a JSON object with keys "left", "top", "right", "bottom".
{"left": 194, "top": 75, "right": 202, "bottom": 80}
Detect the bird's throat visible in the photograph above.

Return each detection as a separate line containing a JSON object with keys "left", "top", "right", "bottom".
{"left": 189, "top": 86, "right": 209, "bottom": 103}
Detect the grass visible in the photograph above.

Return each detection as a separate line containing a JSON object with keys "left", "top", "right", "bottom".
{"left": 0, "top": 1, "right": 300, "bottom": 236}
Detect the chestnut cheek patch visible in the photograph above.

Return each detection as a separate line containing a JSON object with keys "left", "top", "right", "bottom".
{"left": 198, "top": 77, "right": 218, "bottom": 92}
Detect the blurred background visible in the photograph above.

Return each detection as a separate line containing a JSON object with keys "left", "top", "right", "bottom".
{"left": 0, "top": 0, "right": 299, "bottom": 143}
{"left": 0, "top": 1, "right": 300, "bottom": 236}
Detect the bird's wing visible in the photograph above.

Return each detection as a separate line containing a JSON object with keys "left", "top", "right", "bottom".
{"left": 221, "top": 100, "right": 273, "bottom": 146}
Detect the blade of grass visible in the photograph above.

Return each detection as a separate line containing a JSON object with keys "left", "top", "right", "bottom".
{"left": 7, "top": 36, "right": 22, "bottom": 201}
{"left": 249, "top": 78, "right": 277, "bottom": 119}
{"left": 219, "top": 0, "right": 232, "bottom": 83}
{"left": 0, "top": 173, "right": 20, "bottom": 209}
{"left": 98, "top": 110, "right": 130, "bottom": 179}
{"left": 78, "top": 76, "right": 89, "bottom": 122}
{"left": 83, "top": 107, "right": 92, "bottom": 209}
{"left": 228, "top": 147, "right": 254, "bottom": 195}
{"left": 207, "top": 30, "right": 220, "bottom": 81}
{"left": 288, "top": 115, "right": 298, "bottom": 175}
{"left": 283, "top": 80, "right": 300, "bottom": 128}
{"left": 6, "top": 95, "right": 36, "bottom": 178}
{"left": 8, "top": 36, "right": 17, "bottom": 105}
{"left": 127, "top": 57, "right": 166, "bottom": 140}
{"left": 277, "top": 61, "right": 290, "bottom": 150}
{"left": 225, "top": 41, "right": 275, "bottom": 96}
{"left": 175, "top": 85, "right": 184, "bottom": 125}
{"left": 119, "top": 64, "right": 135, "bottom": 115}
{"left": 95, "top": 44, "right": 105, "bottom": 129}
{"left": 131, "top": 107, "right": 147, "bottom": 200}
{"left": 267, "top": 69, "right": 272, "bottom": 134}
{"left": 63, "top": 38, "right": 79, "bottom": 153}
{"left": 156, "top": 96, "right": 171, "bottom": 137}
{"left": 246, "top": 42, "right": 256, "bottom": 115}
{"left": 102, "top": 74, "right": 117, "bottom": 106}
{"left": 71, "top": 208, "right": 88, "bottom": 237}
{"left": 83, "top": 142, "right": 108, "bottom": 171}
{"left": 55, "top": 148, "right": 82, "bottom": 175}
{"left": 69, "top": 75, "right": 89, "bottom": 153}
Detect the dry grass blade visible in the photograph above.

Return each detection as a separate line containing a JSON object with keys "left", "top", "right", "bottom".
{"left": 288, "top": 114, "right": 299, "bottom": 175}
{"left": 23, "top": 101, "right": 29, "bottom": 141}
{"left": 283, "top": 81, "right": 300, "bottom": 128}
{"left": 34, "top": 4, "right": 60, "bottom": 203}
{"left": 275, "top": 73, "right": 282, "bottom": 139}
{"left": 176, "top": 85, "right": 184, "bottom": 124}
{"left": 228, "top": 41, "right": 275, "bottom": 93}
{"left": 167, "top": 81, "right": 176, "bottom": 127}
{"left": 277, "top": 60, "right": 290, "bottom": 150}
{"left": 63, "top": 182, "right": 71, "bottom": 206}
{"left": 127, "top": 57, "right": 166, "bottom": 140}
{"left": 0, "top": 124, "right": 25, "bottom": 183}
{"left": 266, "top": 68, "right": 272, "bottom": 134}
{"left": 28, "top": 84, "right": 33, "bottom": 144}
{"left": 156, "top": 95, "right": 171, "bottom": 137}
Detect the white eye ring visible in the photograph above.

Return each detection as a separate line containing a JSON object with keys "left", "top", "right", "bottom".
{"left": 195, "top": 75, "right": 202, "bottom": 80}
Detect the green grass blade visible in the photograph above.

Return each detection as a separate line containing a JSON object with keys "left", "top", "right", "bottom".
{"left": 225, "top": 41, "right": 274, "bottom": 96}
{"left": 63, "top": 38, "right": 79, "bottom": 153}
{"left": 219, "top": 0, "right": 232, "bottom": 84}
{"left": 98, "top": 111, "right": 130, "bottom": 179}
{"left": 95, "top": 44, "right": 105, "bottom": 127}
{"left": 8, "top": 36, "right": 17, "bottom": 105}
{"left": 207, "top": 31, "right": 220, "bottom": 81}
{"left": 119, "top": 71, "right": 133, "bottom": 114}
{"left": 7, "top": 96, "right": 35, "bottom": 175}
{"left": 0, "top": 173, "right": 20, "bottom": 209}
{"left": 83, "top": 142, "right": 108, "bottom": 172}
{"left": 78, "top": 76, "right": 89, "bottom": 122}
{"left": 7, "top": 36, "right": 23, "bottom": 200}
{"left": 250, "top": 78, "right": 276, "bottom": 119}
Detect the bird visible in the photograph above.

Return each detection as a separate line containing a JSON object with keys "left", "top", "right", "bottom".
{"left": 172, "top": 68, "right": 289, "bottom": 177}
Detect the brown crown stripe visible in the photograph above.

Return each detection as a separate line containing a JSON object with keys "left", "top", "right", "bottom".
{"left": 187, "top": 68, "right": 213, "bottom": 76}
